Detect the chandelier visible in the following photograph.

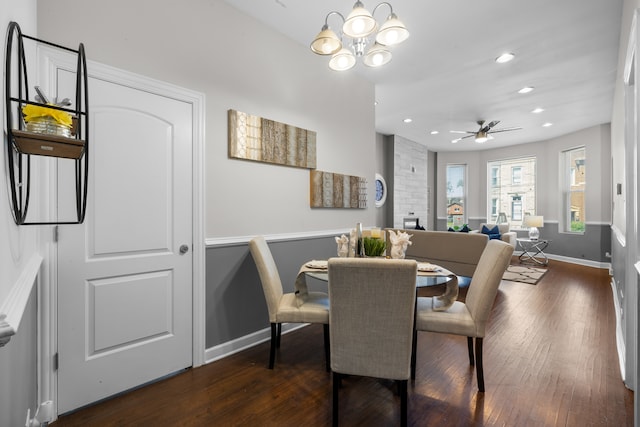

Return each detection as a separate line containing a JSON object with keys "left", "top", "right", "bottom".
{"left": 310, "top": 1, "right": 409, "bottom": 71}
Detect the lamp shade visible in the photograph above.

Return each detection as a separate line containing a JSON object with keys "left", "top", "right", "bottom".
{"left": 343, "top": 1, "right": 377, "bottom": 38}
{"left": 523, "top": 215, "right": 544, "bottom": 228}
{"left": 329, "top": 48, "right": 357, "bottom": 71}
{"left": 376, "top": 13, "right": 409, "bottom": 46}
{"left": 310, "top": 26, "right": 342, "bottom": 55}
{"left": 363, "top": 43, "right": 392, "bottom": 67}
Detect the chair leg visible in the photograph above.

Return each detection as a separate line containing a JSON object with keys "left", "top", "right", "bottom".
{"left": 475, "top": 337, "right": 485, "bottom": 392}
{"left": 276, "top": 323, "right": 282, "bottom": 348}
{"left": 332, "top": 372, "right": 341, "bottom": 427}
{"left": 411, "top": 329, "right": 417, "bottom": 379}
{"left": 324, "top": 323, "right": 331, "bottom": 372}
{"left": 398, "top": 379, "right": 408, "bottom": 427}
{"left": 268, "top": 323, "right": 277, "bottom": 369}
{"left": 467, "top": 337, "right": 475, "bottom": 366}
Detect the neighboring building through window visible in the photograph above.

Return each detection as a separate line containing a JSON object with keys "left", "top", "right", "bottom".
{"left": 487, "top": 157, "right": 536, "bottom": 230}
{"left": 446, "top": 164, "right": 466, "bottom": 228}
{"left": 562, "top": 147, "right": 586, "bottom": 233}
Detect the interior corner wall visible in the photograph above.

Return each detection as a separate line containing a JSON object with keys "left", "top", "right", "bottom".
{"left": 391, "top": 135, "right": 428, "bottom": 229}
{"left": 38, "top": 0, "right": 378, "bottom": 238}
{"left": 1, "top": 3, "right": 41, "bottom": 427}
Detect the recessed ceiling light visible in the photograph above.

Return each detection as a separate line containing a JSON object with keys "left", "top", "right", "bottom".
{"left": 430, "top": 130, "right": 439, "bottom": 135}
{"left": 495, "top": 53, "right": 515, "bottom": 63}
{"left": 532, "top": 108, "right": 545, "bottom": 114}
{"left": 542, "top": 122, "right": 553, "bottom": 127}
{"left": 518, "top": 86, "right": 534, "bottom": 94}
{"left": 403, "top": 118, "right": 412, "bottom": 123}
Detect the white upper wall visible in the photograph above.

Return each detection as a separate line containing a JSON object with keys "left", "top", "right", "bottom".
{"left": 0, "top": 1, "right": 39, "bottom": 304}
{"left": 37, "top": 0, "right": 377, "bottom": 238}
{"left": 611, "top": 0, "right": 639, "bottom": 236}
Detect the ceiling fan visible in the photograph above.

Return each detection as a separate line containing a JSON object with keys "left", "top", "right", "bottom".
{"left": 450, "top": 120, "right": 522, "bottom": 143}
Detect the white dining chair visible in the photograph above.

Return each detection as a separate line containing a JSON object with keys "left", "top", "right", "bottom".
{"left": 328, "top": 257, "right": 417, "bottom": 426}
{"left": 414, "top": 239, "right": 514, "bottom": 392}
{"left": 249, "top": 236, "right": 330, "bottom": 370}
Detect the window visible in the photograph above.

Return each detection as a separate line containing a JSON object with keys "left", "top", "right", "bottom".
{"left": 511, "top": 196, "right": 522, "bottom": 221}
{"left": 487, "top": 157, "right": 536, "bottom": 229}
{"left": 512, "top": 166, "right": 522, "bottom": 184}
{"left": 446, "top": 164, "right": 466, "bottom": 229}
{"left": 562, "top": 147, "right": 586, "bottom": 233}
{"left": 490, "top": 198, "right": 498, "bottom": 218}
{"left": 490, "top": 167, "right": 499, "bottom": 187}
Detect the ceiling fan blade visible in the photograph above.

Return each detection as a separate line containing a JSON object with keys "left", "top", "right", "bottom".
{"left": 489, "top": 126, "right": 522, "bottom": 134}
{"left": 450, "top": 130, "right": 475, "bottom": 134}
{"left": 486, "top": 120, "right": 500, "bottom": 129}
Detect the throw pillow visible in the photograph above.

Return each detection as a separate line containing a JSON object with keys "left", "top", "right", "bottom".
{"left": 459, "top": 224, "right": 470, "bottom": 233}
{"left": 481, "top": 224, "right": 502, "bottom": 240}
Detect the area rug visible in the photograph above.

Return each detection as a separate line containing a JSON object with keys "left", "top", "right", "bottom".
{"left": 502, "top": 265, "right": 547, "bottom": 285}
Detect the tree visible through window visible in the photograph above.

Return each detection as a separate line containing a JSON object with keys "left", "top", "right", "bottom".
{"left": 487, "top": 157, "right": 536, "bottom": 230}
{"left": 562, "top": 147, "right": 586, "bottom": 233}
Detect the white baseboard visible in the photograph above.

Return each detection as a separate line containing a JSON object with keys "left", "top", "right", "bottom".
{"left": 204, "top": 323, "right": 308, "bottom": 364}
{"left": 611, "top": 277, "right": 627, "bottom": 385}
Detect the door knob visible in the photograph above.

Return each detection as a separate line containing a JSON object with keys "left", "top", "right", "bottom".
{"left": 179, "top": 244, "right": 189, "bottom": 255}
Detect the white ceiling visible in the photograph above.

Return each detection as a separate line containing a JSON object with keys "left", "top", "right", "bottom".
{"left": 224, "top": 0, "right": 623, "bottom": 152}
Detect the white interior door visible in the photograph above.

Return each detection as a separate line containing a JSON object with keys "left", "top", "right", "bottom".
{"left": 56, "top": 68, "right": 193, "bottom": 413}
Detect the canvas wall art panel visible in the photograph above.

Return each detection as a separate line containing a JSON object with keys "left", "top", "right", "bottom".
{"left": 228, "top": 109, "right": 316, "bottom": 169}
{"left": 310, "top": 170, "right": 367, "bottom": 209}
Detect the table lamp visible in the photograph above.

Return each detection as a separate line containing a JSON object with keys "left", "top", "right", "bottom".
{"left": 523, "top": 215, "right": 544, "bottom": 240}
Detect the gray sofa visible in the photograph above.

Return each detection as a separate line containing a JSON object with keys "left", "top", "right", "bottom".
{"left": 386, "top": 229, "right": 489, "bottom": 278}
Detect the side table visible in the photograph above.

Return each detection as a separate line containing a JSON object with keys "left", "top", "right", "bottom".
{"left": 517, "top": 238, "right": 549, "bottom": 266}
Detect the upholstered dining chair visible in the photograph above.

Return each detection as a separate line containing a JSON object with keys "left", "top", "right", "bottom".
{"left": 249, "top": 236, "right": 330, "bottom": 370}
{"left": 328, "top": 257, "right": 417, "bottom": 427}
{"left": 414, "top": 239, "right": 514, "bottom": 392}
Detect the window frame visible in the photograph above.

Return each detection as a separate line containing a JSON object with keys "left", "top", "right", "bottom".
{"left": 446, "top": 163, "right": 467, "bottom": 228}
{"left": 560, "top": 146, "right": 586, "bottom": 234}
{"left": 487, "top": 156, "right": 537, "bottom": 230}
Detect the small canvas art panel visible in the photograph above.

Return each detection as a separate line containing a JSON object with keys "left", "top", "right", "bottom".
{"left": 228, "top": 109, "right": 316, "bottom": 169}
{"left": 310, "top": 170, "right": 367, "bottom": 209}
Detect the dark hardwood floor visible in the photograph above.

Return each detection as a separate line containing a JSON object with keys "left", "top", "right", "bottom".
{"left": 52, "top": 259, "right": 633, "bottom": 426}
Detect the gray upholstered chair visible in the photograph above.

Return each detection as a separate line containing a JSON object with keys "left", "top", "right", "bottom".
{"left": 414, "top": 239, "right": 514, "bottom": 392}
{"left": 249, "top": 236, "right": 329, "bottom": 370}
{"left": 328, "top": 257, "right": 417, "bottom": 427}
{"left": 471, "top": 223, "right": 517, "bottom": 249}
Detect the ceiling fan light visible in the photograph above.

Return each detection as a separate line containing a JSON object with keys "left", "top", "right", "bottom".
{"left": 363, "top": 43, "right": 392, "bottom": 67}
{"left": 475, "top": 131, "right": 489, "bottom": 143}
{"left": 329, "top": 48, "right": 357, "bottom": 71}
{"left": 310, "top": 26, "right": 342, "bottom": 55}
{"left": 376, "top": 13, "right": 409, "bottom": 46}
{"left": 343, "top": 1, "right": 377, "bottom": 38}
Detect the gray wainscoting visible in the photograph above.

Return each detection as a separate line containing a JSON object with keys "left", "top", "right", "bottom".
{"left": 0, "top": 288, "right": 38, "bottom": 427}
{"left": 205, "top": 235, "right": 337, "bottom": 349}
{"left": 436, "top": 219, "right": 611, "bottom": 264}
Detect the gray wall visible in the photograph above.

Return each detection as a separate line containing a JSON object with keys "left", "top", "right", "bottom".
{"left": 206, "top": 236, "right": 336, "bottom": 348}
{"left": 0, "top": 290, "right": 38, "bottom": 427}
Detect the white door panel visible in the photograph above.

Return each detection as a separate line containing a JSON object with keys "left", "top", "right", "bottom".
{"left": 57, "top": 68, "right": 193, "bottom": 413}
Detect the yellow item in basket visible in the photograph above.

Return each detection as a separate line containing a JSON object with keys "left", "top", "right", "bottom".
{"left": 22, "top": 104, "right": 73, "bottom": 127}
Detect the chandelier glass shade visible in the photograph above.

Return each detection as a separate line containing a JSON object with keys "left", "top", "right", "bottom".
{"left": 310, "top": 1, "right": 409, "bottom": 71}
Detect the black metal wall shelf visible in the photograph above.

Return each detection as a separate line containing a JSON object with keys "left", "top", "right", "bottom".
{"left": 4, "top": 21, "right": 89, "bottom": 225}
